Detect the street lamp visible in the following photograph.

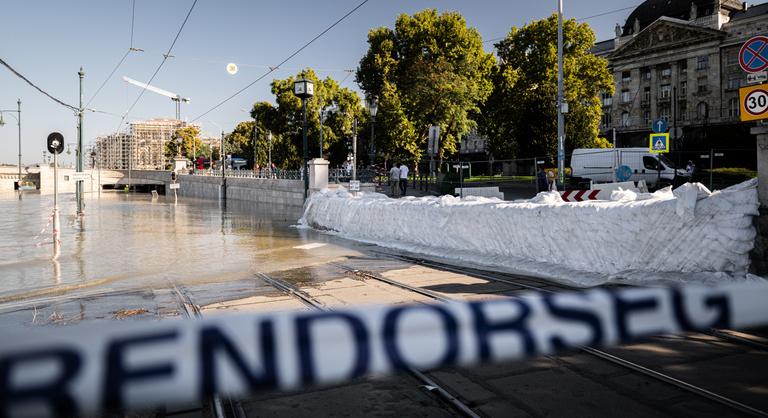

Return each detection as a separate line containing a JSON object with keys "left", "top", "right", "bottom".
{"left": 0, "top": 99, "right": 22, "bottom": 192}
{"left": 319, "top": 106, "right": 326, "bottom": 159}
{"left": 366, "top": 95, "right": 378, "bottom": 164}
{"left": 268, "top": 131, "right": 273, "bottom": 172}
{"left": 293, "top": 78, "right": 314, "bottom": 199}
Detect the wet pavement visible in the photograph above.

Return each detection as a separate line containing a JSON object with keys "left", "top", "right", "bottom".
{"left": 1, "top": 191, "right": 766, "bottom": 417}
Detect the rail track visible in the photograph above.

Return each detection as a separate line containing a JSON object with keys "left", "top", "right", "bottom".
{"left": 333, "top": 253, "right": 768, "bottom": 417}
{"left": 169, "top": 282, "right": 246, "bottom": 418}
{"left": 255, "top": 272, "right": 481, "bottom": 418}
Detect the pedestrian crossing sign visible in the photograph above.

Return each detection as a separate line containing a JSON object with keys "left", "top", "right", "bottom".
{"left": 649, "top": 133, "right": 670, "bottom": 153}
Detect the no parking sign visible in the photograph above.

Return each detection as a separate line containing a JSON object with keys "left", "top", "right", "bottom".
{"left": 739, "top": 35, "right": 768, "bottom": 73}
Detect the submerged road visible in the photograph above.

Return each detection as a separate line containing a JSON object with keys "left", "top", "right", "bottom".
{"left": 0, "top": 192, "right": 766, "bottom": 417}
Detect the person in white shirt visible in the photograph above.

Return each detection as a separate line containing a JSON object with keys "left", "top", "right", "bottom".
{"left": 399, "top": 163, "right": 409, "bottom": 196}
{"left": 389, "top": 164, "right": 400, "bottom": 197}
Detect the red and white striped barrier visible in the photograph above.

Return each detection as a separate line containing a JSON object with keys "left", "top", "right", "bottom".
{"left": 560, "top": 190, "right": 600, "bottom": 202}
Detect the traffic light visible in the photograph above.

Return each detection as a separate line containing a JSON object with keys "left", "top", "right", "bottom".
{"left": 171, "top": 171, "right": 177, "bottom": 181}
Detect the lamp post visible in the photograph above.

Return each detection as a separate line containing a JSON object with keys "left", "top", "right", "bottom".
{"left": 366, "top": 96, "right": 378, "bottom": 165}
{"left": 293, "top": 78, "right": 314, "bottom": 199}
{"left": 268, "top": 131, "right": 272, "bottom": 171}
{"left": 76, "top": 67, "right": 85, "bottom": 216}
{"left": 556, "top": 0, "right": 566, "bottom": 189}
{"left": 0, "top": 99, "right": 21, "bottom": 194}
{"left": 319, "top": 106, "right": 326, "bottom": 159}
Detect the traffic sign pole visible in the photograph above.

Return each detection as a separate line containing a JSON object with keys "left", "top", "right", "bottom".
{"left": 47, "top": 132, "right": 64, "bottom": 259}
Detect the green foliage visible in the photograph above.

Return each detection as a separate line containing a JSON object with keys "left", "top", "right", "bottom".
{"left": 164, "top": 125, "right": 202, "bottom": 160}
{"left": 590, "top": 136, "right": 614, "bottom": 148}
{"left": 356, "top": 9, "right": 495, "bottom": 164}
{"left": 705, "top": 167, "right": 757, "bottom": 177}
{"left": 480, "top": 14, "right": 613, "bottom": 159}
{"left": 250, "top": 69, "right": 365, "bottom": 168}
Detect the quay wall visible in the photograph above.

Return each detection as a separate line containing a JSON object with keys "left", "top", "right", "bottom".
{"left": 123, "top": 171, "right": 307, "bottom": 207}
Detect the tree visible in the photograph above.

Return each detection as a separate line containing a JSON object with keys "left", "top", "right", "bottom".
{"left": 356, "top": 9, "right": 495, "bottom": 165}
{"left": 250, "top": 69, "right": 365, "bottom": 168}
{"left": 164, "top": 125, "right": 202, "bottom": 160}
{"left": 480, "top": 14, "right": 614, "bottom": 160}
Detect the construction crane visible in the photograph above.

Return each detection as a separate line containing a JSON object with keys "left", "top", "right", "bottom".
{"left": 122, "top": 76, "right": 190, "bottom": 120}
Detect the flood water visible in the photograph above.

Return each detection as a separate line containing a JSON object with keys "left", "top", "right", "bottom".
{"left": 0, "top": 191, "right": 351, "bottom": 301}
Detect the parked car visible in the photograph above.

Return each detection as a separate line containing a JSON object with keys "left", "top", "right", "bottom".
{"left": 570, "top": 148, "right": 688, "bottom": 188}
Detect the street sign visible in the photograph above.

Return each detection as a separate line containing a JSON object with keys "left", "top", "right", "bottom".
{"left": 452, "top": 164, "right": 470, "bottom": 169}
{"left": 349, "top": 180, "right": 360, "bottom": 192}
{"left": 651, "top": 118, "right": 668, "bottom": 133}
{"left": 46, "top": 132, "right": 64, "bottom": 155}
{"left": 71, "top": 172, "right": 91, "bottom": 182}
{"left": 615, "top": 165, "right": 632, "bottom": 182}
{"left": 739, "top": 35, "right": 768, "bottom": 73}
{"left": 739, "top": 84, "right": 768, "bottom": 121}
{"left": 649, "top": 133, "right": 670, "bottom": 153}
{"left": 169, "top": 183, "right": 180, "bottom": 190}
{"left": 747, "top": 71, "right": 768, "bottom": 84}
{"left": 428, "top": 126, "right": 440, "bottom": 156}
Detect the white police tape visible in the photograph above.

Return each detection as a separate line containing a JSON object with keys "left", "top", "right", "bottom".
{"left": 1, "top": 281, "right": 767, "bottom": 417}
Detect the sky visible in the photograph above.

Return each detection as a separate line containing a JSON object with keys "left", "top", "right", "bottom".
{"left": 0, "top": 0, "right": 640, "bottom": 166}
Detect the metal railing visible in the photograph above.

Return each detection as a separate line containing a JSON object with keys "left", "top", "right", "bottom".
{"left": 189, "top": 168, "right": 303, "bottom": 180}
{"left": 329, "top": 168, "right": 377, "bottom": 184}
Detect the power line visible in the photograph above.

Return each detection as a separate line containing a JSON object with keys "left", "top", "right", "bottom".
{"left": 576, "top": 5, "right": 639, "bottom": 21}
{"left": 85, "top": 50, "right": 130, "bottom": 108}
{"left": 0, "top": 56, "right": 78, "bottom": 111}
{"left": 483, "top": 3, "right": 641, "bottom": 44}
{"left": 85, "top": 0, "right": 140, "bottom": 108}
{"left": 338, "top": 70, "right": 354, "bottom": 87}
{"left": 192, "top": 0, "right": 371, "bottom": 122}
{"left": 114, "top": 0, "right": 198, "bottom": 132}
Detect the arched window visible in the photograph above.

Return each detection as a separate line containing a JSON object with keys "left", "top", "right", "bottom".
{"left": 697, "top": 102, "right": 708, "bottom": 120}
{"left": 621, "top": 112, "right": 630, "bottom": 127}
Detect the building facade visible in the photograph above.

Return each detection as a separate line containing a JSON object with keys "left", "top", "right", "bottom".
{"left": 594, "top": 0, "right": 768, "bottom": 150}
{"left": 94, "top": 119, "right": 189, "bottom": 170}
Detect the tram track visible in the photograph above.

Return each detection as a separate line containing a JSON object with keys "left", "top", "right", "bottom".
{"left": 376, "top": 252, "right": 768, "bottom": 351}
{"left": 333, "top": 254, "right": 768, "bottom": 417}
{"left": 169, "top": 282, "right": 246, "bottom": 418}
{"left": 254, "top": 272, "right": 481, "bottom": 418}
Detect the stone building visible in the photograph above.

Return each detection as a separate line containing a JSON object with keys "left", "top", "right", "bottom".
{"left": 593, "top": 0, "right": 768, "bottom": 151}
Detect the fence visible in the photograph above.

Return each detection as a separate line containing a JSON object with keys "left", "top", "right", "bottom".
{"left": 190, "top": 168, "right": 303, "bottom": 180}
{"left": 329, "top": 168, "right": 378, "bottom": 184}
{"left": 410, "top": 147, "right": 756, "bottom": 198}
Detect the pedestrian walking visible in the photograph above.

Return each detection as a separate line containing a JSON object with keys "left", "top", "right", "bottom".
{"left": 389, "top": 164, "right": 400, "bottom": 197}
{"left": 537, "top": 166, "right": 548, "bottom": 192}
{"left": 399, "top": 163, "right": 409, "bottom": 196}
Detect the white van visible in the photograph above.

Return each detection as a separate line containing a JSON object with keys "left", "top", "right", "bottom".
{"left": 570, "top": 148, "right": 687, "bottom": 187}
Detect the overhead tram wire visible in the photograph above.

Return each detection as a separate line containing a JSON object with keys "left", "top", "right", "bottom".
{"left": 192, "top": 0, "right": 372, "bottom": 122}
{"left": 483, "top": 3, "right": 642, "bottom": 44}
{"left": 85, "top": 0, "right": 140, "bottom": 108}
{"left": 0, "top": 57, "right": 78, "bottom": 112}
{"left": 113, "top": 0, "right": 198, "bottom": 133}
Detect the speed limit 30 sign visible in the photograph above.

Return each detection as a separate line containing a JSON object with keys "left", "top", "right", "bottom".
{"left": 739, "top": 84, "right": 768, "bottom": 121}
